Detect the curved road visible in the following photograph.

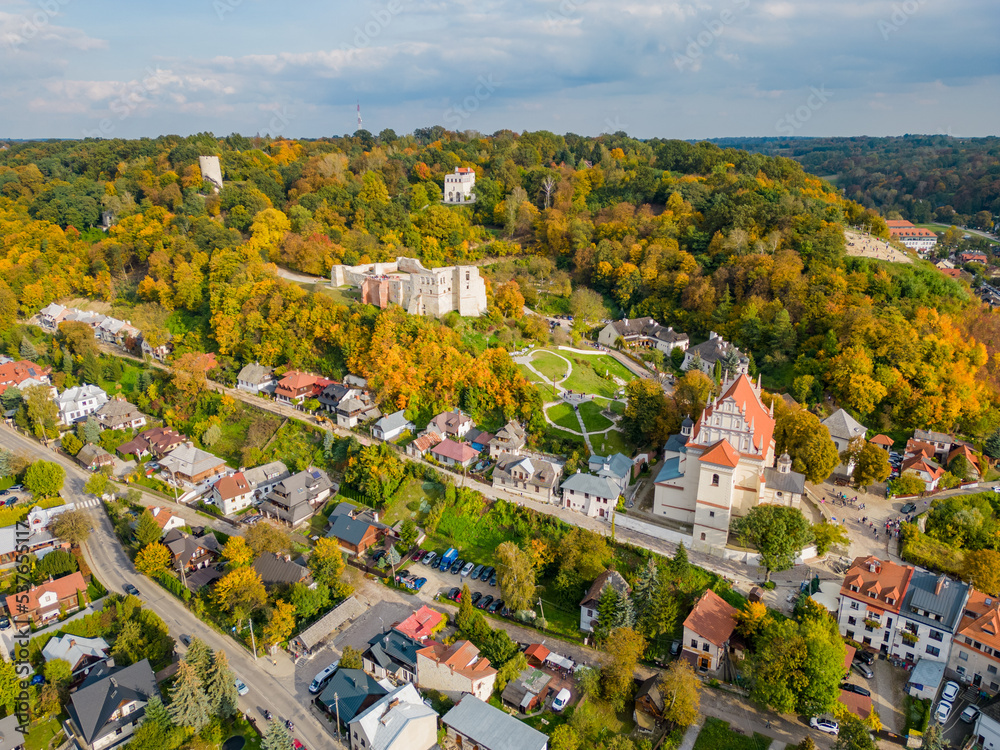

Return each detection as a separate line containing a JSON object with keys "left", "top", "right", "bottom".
{"left": 0, "top": 425, "right": 344, "bottom": 749}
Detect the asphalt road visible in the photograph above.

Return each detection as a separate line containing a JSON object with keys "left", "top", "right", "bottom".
{"left": 0, "top": 425, "right": 345, "bottom": 749}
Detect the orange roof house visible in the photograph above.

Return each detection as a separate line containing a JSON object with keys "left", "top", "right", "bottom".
{"left": 870, "top": 434, "right": 893, "bottom": 449}
{"left": 684, "top": 589, "right": 738, "bottom": 648}
{"left": 839, "top": 689, "right": 872, "bottom": 719}
{"left": 840, "top": 556, "right": 911, "bottom": 615}
{"left": 947, "top": 443, "right": 980, "bottom": 473}
{"left": 6, "top": 572, "right": 87, "bottom": 625}
{"left": 394, "top": 606, "right": 444, "bottom": 641}
{"left": 416, "top": 640, "right": 497, "bottom": 701}
{"left": 275, "top": 371, "right": 320, "bottom": 404}
{"left": 524, "top": 643, "right": 550, "bottom": 667}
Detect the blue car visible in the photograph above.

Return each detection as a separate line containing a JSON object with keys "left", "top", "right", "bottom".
{"left": 29, "top": 674, "right": 45, "bottom": 686}
{"left": 413, "top": 577, "right": 427, "bottom": 590}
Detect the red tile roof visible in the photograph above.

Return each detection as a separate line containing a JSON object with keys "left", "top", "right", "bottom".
{"left": 699, "top": 440, "right": 741, "bottom": 468}
{"left": 275, "top": 370, "right": 319, "bottom": 396}
{"left": 840, "top": 556, "right": 911, "bottom": 614}
{"left": 431, "top": 439, "right": 479, "bottom": 463}
{"left": 149, "top": 506, "right": 177, "bottom": 530}
{"left": 0, "top": 360, "right": 51, "bottom": 388}
{"left": 524, "top": 643, "right": 550, "bottom": 664}
{"left": 417, "top": 640, "right": 496, "bottom": 680}
{"left": 394, "top": 606, "right": 444, "bottom": 641}
{"left": 956, "top": 589, "right": 1000, "bottom": 659}
{"left": 212, "top": 472, "right": 251, "bottom": 501}
{"left": 870, "top": 434, "right": 893, "bottom": 446}
{"left": 839, "top": 689, "right": 872, "bottom": 719}
{"left": 690, "top": 374, "right": 774, "bottom": 459}
{"left": 683, "top": 589, "right": 737, "bottom": 647}
{"left": 6, "top": 572, "right": 87, "bottom": 615}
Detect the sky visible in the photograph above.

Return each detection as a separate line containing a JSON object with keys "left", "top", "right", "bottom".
{"left": 1, "top": 0, "right": 998, "bottom": 140}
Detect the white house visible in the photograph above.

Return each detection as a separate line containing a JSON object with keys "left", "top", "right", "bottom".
{"left": 55, "top": 384, "right": 108, "bottom": 426}
{"left": 347, "top": 682, "right": 437, "bottom": 750}
{"left": 596, "top": 317, "right": 689, "bottom": 354}
{"left": 682, "top": 589, "right": 739, "bottom": 675}
{"left": 821, "top": 408, "right": 867, "bottom": 475}
{"left": 416, "top": 640, "right": 497, "bottom": 701}
{"left": 236, "top": 362, "right": 277, "bottom": 395}
{"left": 371, "top": 410, "right": 414, "bottom": 442}
{"left": 561, "top": 473, "right": 620, "bottom": 520}
{"left": 209, "top": 472, "right": 255, "bottom": 516}
{"left": 579, "top": 569, "right": 630, "bottom": 632}
{"left": 443, "top": 167, "right": 476, "bottom": 204}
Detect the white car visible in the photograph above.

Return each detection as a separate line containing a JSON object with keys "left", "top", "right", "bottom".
{"left": 942, "top": 681, "right": 961, "bottom": 703}
{"left": 809, "top": 717, "right": 839, "bottom": 735}
{"left": 935, "top": 700, "right": 953, "bottom": 724}
{"left": 234, "top": 677, "right": 249, "bottom": 696}
{"left": 961, "top": 705, "right": 980, "bottom": 723}
{"left": 552, "top": 688, "right": 571, "bottom": 712}
{"left": 460, "top": 562, "right": 475, "bottom": 577}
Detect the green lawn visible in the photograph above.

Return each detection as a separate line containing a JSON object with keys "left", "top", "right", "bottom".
{"left": 546, "top": 402, "right": 582, "bottom": 432}
{"left": 24, "top": 714, "right": 64, "bottom": 750}
{"left": 609, "top": 400, "right": 626, "bottom": 415}
{"left": 382, "top": 476, "right": 444, "bottom": 525}
{"left": 562, "top": 354, "right": 635, "bottom": 398}
{"left": 693, "top": 717, "right": 772, "bottom": 750}
{"left": 531, "top": 351, "right": 570, "bottom": 383}
{"left": 579, "top": 400, "right": 613, "bottom": 431}
{"left": 518, "top": 364, "right": 542, "bottom": 383}
{"left": 592, "top": 428, "right": 635, "bottom": 456}
{"left": 97, "top": 358, "right": 146, "bottom": 399}
{"left": 541, "top": 424, "right": 587, "bottom": 449}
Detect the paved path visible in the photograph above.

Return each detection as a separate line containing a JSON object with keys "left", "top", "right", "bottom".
{"left": 677, "top": 718, "right": 704, "bottom": 750}
{"left": 274, "top": 265, "right": 332, "bottom": 285}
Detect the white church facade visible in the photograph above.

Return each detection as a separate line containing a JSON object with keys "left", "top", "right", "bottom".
{"left": 653, "top": 374, "right": 806, "bottom": 553}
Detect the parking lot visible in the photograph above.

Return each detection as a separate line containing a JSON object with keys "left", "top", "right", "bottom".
{"left": 398, "top": 550, "right": 507, "bottom": 612}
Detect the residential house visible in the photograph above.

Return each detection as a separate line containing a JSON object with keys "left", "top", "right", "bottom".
{"left": 579, "top": 569, "right": 630, "bottom": 632}
{"left": 441, "top": 695, "right": 549, "bottom": 750}
{"left": 148, "top": 506, "right": 184, "bottom": 535}
{"left": 316, "top": 669, "right": 388, "bottom": 725}
{"left": 681, "top": 589, "right": 739, "bottom": 675}
{"left": 821, "top": 408, "right": 868, "bottom": 475}
{"left": 492, "top": 453, "right": 562, "bottom": 503}
{"left": 78, "top": 443, "right": 115, "bottom": 472}
{"left": 890, "top": 570, "right": 969, "bottom": 665}
{"left": 973, "top": 698, "right": 1000, "bottom": 750}
{"left": 336, "top": 392, "right": 380, "bottom": 428}
{"left": 5, "top": 571, "right": 88, "bottom": 625}
{"left": 680, "top": 332, "right": 749, "bottom": 376}
{"left": 489, "top": 421, "right": 526, "bottom": 458}
{"left": 443, "top": 166, "right": 476, "bottom": 204}
{"left": 561, "top": 473, "right": 620, "bottom": 521}
{"left": 886, "top": 220, "right": 938, "bottom": 252}
{"left": 95, "top": 399, "right": 146, "bottom": 431}
{"left": 259, "top": 468, "right": 335, "bottom": 527}
{"left": 38, "top": 302, "right": 69, "bottom": 329}
{"left": 371, "top": 410, "right": 414, "bottom": 442}
{"left": 139, "top": 333, "right": 171, "bottom": 361}
{"left": 318, "top": 381, "right": 360, "bottom": 414}
{"left": 41, "top": 635, "right": 109, "bottom": 674}
{"left": 837, "top": 556, "right": 913, "bottom": 655}
{"left": 652, "top": 375, "right": 807, "bottom": 552}
{"left": 870, "top": 434, "right": 894, "bottom": 453}
{"left": 115, "top": 427, "right": 186, "bottom": 460}
{"left": 0, "top": 714, "right": 24, "bottom": 750}
{"left": 588, "top": 452, "right": 633, "bottom": 494}
{"left": 430, "top": 438, "right": 480, "bottom": 468}
{"left": 634, "top": 675, "right": 664, "bottom": 734}
{"left": 501, "top": 667, "right": 552, "bottom": 713}
{"left": 0, "top": 517, "right": 69, "bottom": 564}
{"left": 0, "top": 360, "right": 52, "bottom": 396}
{"left": 66, "top": 659, "right": 159, "bottom": 750}
{"left": 596, "top": 317, "right": 689, "bottom": 354}
{"left": 948, "top": 443, "right": 981, "bottom": 479}
{"left": 406, "top": 432, "right": 443, "bottom": 459}
{"left": 347, "top": 682, "right": 437, "bottom": 750}
{"left": 363, "top": 628, "right": 422, "bottom": 683}
{"left": 209, "top": 472, "right": 255, "bottom": 515}
{"left": 275, "top": 370, "right": 321, "bottom": 405}
{"left": 252, "top": 552, "right": 310, "bottom": 587}
{"left": 961, "top": 251, "right": 989, "bottom": 264}
{"left": 328, "top": 514, "right": 379, "bottom": 557}
{"left": 54, "top": 384, "right": 108, "bottom": 426}
{"left": 159, "top": 444, "right": 228, "bottom": 485}
{"left": 524, "top": 643, "right": 549, "bottom": 668}
{"left": 948, "top": 589, "right": 1000, "bottom": 693}
{"left": 907, "top": 658, "right": 946, "bottom": 702}
{"left": 241, "top": 460, "right": 290, "bottom": 500}
{"left": 912, "top": 429, "right": 957, "bottom": 461}
{"left": 236, "top": 362, "right": 277, "bottom": 395}
{"left": 839, "top": 689, "right": 873, "bottom": 721}
{"left": 427, "top": 410, "right": 473, "bottom": 439}
{"left": 416, "top": 640, "right": 497, "bottom": 701}
{"left": 466, "top": 427, "right": 495, "bottom": 452}
{"left": 900, "top": 455, "right": 945, "bottom": 492}
{"left": 62, "top": 309, "right": 106, "bottom": 331}
{"left": 393, "top": 606, "right": 444, "bottom": 642}
{"left": 163, "top": 528, "right": 221, "bottom": 573}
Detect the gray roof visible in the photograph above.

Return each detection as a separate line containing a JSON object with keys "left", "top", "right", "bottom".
{"left": 295, "top": 596, "right": 366, "bottom": 651}
{"left": 821, "top": 408, "right": 867, "bottom": 442}
{"left": 560, "top": 472, "right": 620, "bottom": 500}
{"left": 655, "top": 456, "right": 683, "bottom": 484}
{"left": 664, "top": 434, "right": 688, "bottom": 454}
{"left": 78, "top": 443, "right": 113, "bottom": 466}
{"left": 252, "top": 552, "right": 309, "bottom": 586}
{"left": 67, "top": 659, "right": 158, "bottom": 745}
{"left": 494, "top": 453, "right": 559, "bottom": 490}
{"left": 589, "top": 452, "right": 632, "bottom": 481}
{"left": 96, "top": 398, "right": 143, "bottom": 423}
{"left": 42, "top": 634, "right": 109, "bottom": 668}
{"left": 687, "top": 335, "right": 745, "bottom": 365}
{"left": 442, "top": 695, "right": 548, "bottom": 750}
{"left": 319, "top": 383, "right": 353, "bottom": 408}
{"left": 0, "top": 715, "right": 24, "bottom": 750}
{"left": 163, "top": 528, "right": 221, "bottom": 565}
{"left": 318, "top": 669, "right": 388, "bottom": 721}
{"left": 914, "top": 429, "right": 953, "bottom": 445}
{"left": 908, "top": 658, "right": 945, "bottom": 692}
{"left": 237, "top": 362, "right": 274, "bottom": 385}
{"left": 242, "top": 460, "right": 289, "bottom": 487}
{"left": 762, "top": 467, "right": 806, "bottom": 495}
{"left": 365, "top": 629, "right": 421, "bottom": 674}
{"left": 902, "top": 570, "right": 970, "bottom": 633}
{"left": 328, "top": 514, "right": 374, "bottom": 546}
{"left": 373, "top": 410, "right": 412, "bottom": 434}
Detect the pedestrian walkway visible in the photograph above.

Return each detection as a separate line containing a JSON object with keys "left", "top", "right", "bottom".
{"left": 76, "top": 496, "right": 102, "bottom": 509}
{"left": 677, "top": 718, "right": 704, "bottom": 750}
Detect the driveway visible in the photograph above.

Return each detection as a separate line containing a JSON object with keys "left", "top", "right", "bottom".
{"left": 865, "top": 657, "right": 906, "bottom": 734}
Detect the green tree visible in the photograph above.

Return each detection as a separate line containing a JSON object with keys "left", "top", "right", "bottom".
{"left": 893, "top": 470, "right": 926, "bottom": 496}
{"left": 631, "top": 557, "right": 659, "bottom": 619}
{"left": 659, "top": 660, "right": 701, "bottom": 728}
{"left": 133, "top": 509, "right": 162, "bottom": 548}
{"left": 289, "top": 581, "right": 330, "bottom": 620}
{"left": 261, "top": 718, "right": 293, "bottom": 750}
{"left": 620, "top": 378, "right": 679, "bottom": 447}
{"left": 550, "top": 724, "right": 581, "bottom": 750}
{"left": 43, "top": 657, "right": 72, "bottom": 687}
{"left": 144, "top": 694, "right": 171, "bottom": 728}
{"left": 80, "top": 351, "right": 102, "bottom": 384}
{"left": 24, "top": 384, "right": 59, "bottom": 440}
{"left": 638, "top": 580, "right": 680, "bottom": 641}
{"left": 60, "top": 432, "right": 83, "bottom": 456}
{"left": 0, "top": 660, "right": 17, "bottom": 714}
{"left": 307, "top": 537, "right": 347, "bottom": 591}
{"left": 670, "top": 543, "right": 690, "bottom": 582}
{"left": 343, "top": 442, "right": 406, "bottom": 504}
{"left": 399, "top": 518, "right": 418, "bottom": 549}
{"left": 82, "top": 416, "right": 101, "bottom": 445}
{"left": 183, "top": 637, "right": 213, "bottom": 682}
{"left": 842, "top": 438, "right": 891, "bottom": 489}
{"left": 921, "top": 722, "right": 945, "bottom": 750}
{"left": 812, "top": 521, "right": 849, "bottom": 556}
{"left": 340, "top": 645, "right": 364, "bottom": 670}
{"left": 203, "top": 649, "right": 239, "bottom": 719}
{"left": 495, "top": 651, "right": 528, "bottom": 693}
{"left": 963, "top": 550, "right": 1000, "bottom": 596}
{"left": 85, "top": 472, "right": 110, "bottom": 497}
{"left": 733, "top": 505, "right": 813, "bottom": 582}
{"left": 19, "top": 337, "right": 38, "bottom": 361}
{"left": 24, "top": 460, "right": 65, "bottom": 497}
{"left": 167, "top": 661, "right": 210, "bottom": 732}
{"left": 773, "top": 406, "right": 840, "bottom": 483}
{"left": 202, "top": 423, "right": 222, "bottom": 447}
{"left": 600, "top": 627, "right": 647, "bottom": 712}
{"left": 52, "top": 508, "right": 91, "bottom": 544}
{"left": 984, "top": 429, "right": 1000, "bottom": 461}
{"left": 834, "top": 714, "right": 878, "bottom": 750}
{"left": 495, "top": 541, "right": 536, "bottom": 612}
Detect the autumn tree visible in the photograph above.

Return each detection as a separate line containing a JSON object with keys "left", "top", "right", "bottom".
{"left": 733, "top": 505, "right": 813, "bottom": 582}
{"left": 222, "top": 535, "right": 254, "bottom": 568}
{"left": 343, "top": 442, "right": 406, "bottom": 504}
{"left": 773, "top": 406, "right": 839, "bottom": 483}
{"left": 52, "top": 509, "right": 91, "bottom": 545}
{"left": 833, "top": 714, "right": 878, "bottom": 750}
{"left": 569, "top": 287, "right": 607, "bottom": 322}
{"left": 60, "top": 432, "right": 83, "bottom": 456}
{"left": 494, "top": 280, "right": 526, "bottom": 318}
{"left": 214, "top": 566, "right": 268, "bottom": 628}
{"left": 246, "top": 522, "right": 291, "bottom": 556}
{"left": 812, "top": 521, "right": 850, "bottom": 556}
{"left": 963, "top": 550, "right": 1000, "bottom": 596}
{"left": 263, "top": 600, "right": 296, "bottom": 648}
{"left": 496, "top": 541, "right": 536, "bottom": 612}
{"left": 84, "top": 472, "right": 110, "bottom": 497}
{"left": 135, "top": 542, "right": 171, "bottom": 576}
{"left": 133, "top": 509, "right": 162, "bottom": 548}
{"left": 893, "top": 470, "right": 926, "bottom": 496}
{"left": 841, "top": 438, "right": 891, "bottom": 489}
{"left": 600, "top": 627, "right": 647, "bottom": 711}
{"left": 340, "top": 645, "right": 364, "bottom": 670}
{"left": 734, "top": 600, "right": 769, "bottom": 640}
{"left": 659, "top": 660, "right": 701, "bottom": 728}
{"left": 169, "top": 351, "right": 208, "bottom": 416}
{"left": 673, "top": 370, "right": 715, "bottom": 421}
{"left": 307, "top": 537, "right": 347, "bottom": 592}
{"left": 550, "top": 725, "right": 581, "bottom": 750}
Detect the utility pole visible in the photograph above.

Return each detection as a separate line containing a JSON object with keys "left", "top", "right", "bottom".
{"left": 537, "top": 597, "right": 545, "bottom": 624}
{"left": 334, "top": 692, "right": 341, "bottom": 740}
{"left": 248, "top": 615, "right": 258, "bottom": 661}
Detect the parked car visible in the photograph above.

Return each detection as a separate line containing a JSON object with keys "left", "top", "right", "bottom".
{"left": 450, "top": 559, "right": 465, "bottom": 575}
{"left": 840, "top": 683, "right": 871, "bottom": 697}
{"left": 901, "top": 503, "right": 917, "bottom": 514}
{"left": 410, "top": 550, "right": 426, "bottom": 563}
{"left": 309, "top": 661, "right": 340, "bottom": 694}
{"left": 961, "top": 705, "right": 980, "bottom": 723}
{"left": 935, "top": 700, "right": 953, "bottom": 724}
{"left": 487, "top": 598, "right": 504, "bottom": 614}
{"left": 478, "top": 595, "right": 494, "bottom": 611}
{"left": 29, "top": 674, "right": 45, "bottom": 687}
{"left": 179, "top": 634, "right": 192, "bottom": 647}
{"left": 234, "top": 677, "right": 249, "bottom": 696}
{"left": 470, "top": 592, "right": 482, "bottom": 606}
{"left": 422, "top": 551, "right": 438, "bottom": 566}
{"left": 809, "top": 717, "right": 839, "bottom": 735}
{"left": 854, "top": 651, "right": 875, "bottom": 666}
{"left": 552, "top": 688, "right": 571, "bottom": 712}
{"left": 460, "top": 562, "right": 475, "bottom": 578}
{"left": 413, "top": 577, "right": 427, "bottom": 591}
{"left": 489, "top": 572, "right": 497, "bottom": 587}
{"left": 471, "top": 563, "right": 484, "bottom": 580}
{"left": 439, "top": 556, "right": 452, "bottom": 571}
{"left": 398, "top": 569, "right": 411, "bottom": 579}
{"left": 942, "top": 681, "right": 960, "bottom": 703}
{"left": 372, "top": 550, "right": 386, "bottom": 563}
{"left": 448, "top": 587, "right": 462, "bottom": 602}
{"left": 670, "top": 640, "right": 681, "bottom": 657}
{"left": 8, "top": 485, "right": 22, "bottom": 492}
{"left": 123, "top": 583, "right": 140, "bottom": 597}
{"left": 480, "top": 566, "right": 495, "bottom": 582}
{"left": 852, "top": 662, "right": 874, "bottom": 679}
{"left": 0, "top": 616, "right": 9, "bottom": 630}
{"left": 0, "top": 490, "right": 7, "bottom": 496}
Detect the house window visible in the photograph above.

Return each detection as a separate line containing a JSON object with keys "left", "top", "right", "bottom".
{"left": 990, "top": 665, "right": 998, "bottom": 675}
{"left": 709, "top": 511, "right": 715, "bottom": 518}
{"left": 930, "top": 630, "right": 943, "bottom": 642}
{"left": 850, "top": 601, "right": 860, "bottom": 610}
{"left": 690, "top": 639, "right": 698, "bottom": 648}
{"left": 959, "top": 651, "right": 968, "bottom": 661}
{"left": 700, "top": 533, "right": 706, "bottom": 541}
{"left": 702, "top": 643, "right": 710, "bottom": 652}
{"left": 925, "top": 645, "right": 941, "bottom": 657}
{"left": 711, "top": 474, "right": 719, "bottom": 486}
{"left": 846, "top": 630, "right": 855, "bottom": 640}
{"left": 848, "top": 617, "right": 857, "bottom": 626}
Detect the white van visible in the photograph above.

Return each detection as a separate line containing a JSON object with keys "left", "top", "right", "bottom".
{"left": 308, "top": 660, "right": 340, "bottom": 694}
{"left": 552, "top": 688, "right": 571, "bottom": 712}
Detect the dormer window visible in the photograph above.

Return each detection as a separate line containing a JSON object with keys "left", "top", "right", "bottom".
{"left": 868, "top": 591, "right": 876, "bottom": 599}
{"left": 886, "top": 598, "right": 895, "bottom": 606}
{"left": 850, "top": 585, "right": 859, "bottom": 593}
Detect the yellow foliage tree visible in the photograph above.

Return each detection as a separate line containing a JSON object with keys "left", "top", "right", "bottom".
{"left": 222, "top": 536, "right": 254, "bottom": 568}
{"left": 262, "top": 600, "right": 296, "bottom": 648}
{"left": 135, "top": 542, "right": 171, "bottom": 577}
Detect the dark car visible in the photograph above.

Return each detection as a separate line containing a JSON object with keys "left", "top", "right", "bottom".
{"left": 448, "top": 587, "right": 461, "bottom": 601}
{"left": 0, "top": 490, "right": 7, "bottom": 496}
{"left": 450, "top": 559, "right": 465, "bottom": 575}
{"left": 179, "top": 634, "right": 192, "bottom": 646}
{"left": 470, "top": 591, "right": 482, "bottom": 606}
{"left": 398, "top": 569, "right": 411, "bottom": 579}
{"left": 840, "top": 683, "right": 871, "bottom": 697}
{"left": 471, "top": 563, "right": 485, "bottom": 580}
{"left": 489, "top": 572, "right": 497, "bottom": 587}
{"left": 372, "top": 550, "right": 386, "bottom": 563}
{"left": 487, "top": 598, "right": 503, "bottom": 614}
{"left": 901, "top": 503, "right": 917, "bottom": 514}
{"left": 0, "top": 616, "right": 9, "bottom": 630}
{"left": 123, "top": 583, "right": 140, "bottom": 597}
{"left": 480, "top": 566, "right": 495, "bottom": 582}
{"left": 855, "top": 651, "right": 875, "bottom": 666}
{"left": 500, "top": 606, "right": 512, "bottom": 618}
{"left": 478, "top": 595, "right": 494, "bottom": 610}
